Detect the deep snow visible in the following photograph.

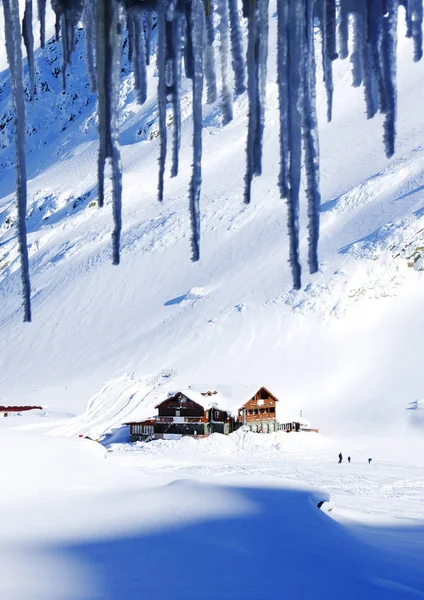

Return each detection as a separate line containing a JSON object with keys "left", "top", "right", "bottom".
{"left": 1, "top": 425, "right": 424, "bottom": 599}
{"left": 1, "top": 3, "right": 424, "bottom": 599}
{"left": 0, "top": 11, "right": 424, "bottom": 434}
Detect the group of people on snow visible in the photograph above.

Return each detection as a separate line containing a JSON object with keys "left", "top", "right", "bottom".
{"left": 338, "top": 453, "right": 372, "bottom": 464}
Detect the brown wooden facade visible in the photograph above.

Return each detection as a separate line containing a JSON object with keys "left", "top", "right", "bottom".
{"left": 126, "top": 386, "right": 315, "bottom": 440}
{"left": 127, "top": 392, "right": 236, "bottom": 441}
{"left": 237, "top": 387, "right": 278, "bottom": 424}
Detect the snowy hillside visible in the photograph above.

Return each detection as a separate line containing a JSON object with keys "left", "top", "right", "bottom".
{"left": 0, "top": 7, "right": 423, "bottom": 434}
{"left": 1, "top": 6, "right": 424, "bottom": 598}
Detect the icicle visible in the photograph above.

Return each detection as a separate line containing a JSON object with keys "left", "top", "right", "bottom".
{"left": 51, "top": 0, "right": 84, "bottom": 90}
{"left": 37, "top": 0, "right": 47, "bottom": 48}
{"left": 409, "top": 0, "right": 423, "bottom": 61}
{"left": 228, "top": 0, "right": 245, "bottom": 96}
{"left": 217, "top": 0, "right": 233, "bottom": 125}
{"left": 244, "top": 6, "right": 258, "bottom": 204}
{"left": 167, "top": 0, "right": 178, "bottom": 20}
{"left": 189, "top": 0, "right": 204, "bottom": 261}
{"left": 157, "top": 4, "right": 167, "bottom": 201}
{"left": 2, "top": 0, "right": 31, "bottom": 321}
{"left": 285, "top": 0, "right": 303, "bottom": 290}
{"left": 145, "top": 10, "right": 153, "bottom": 66}
{"left": 325, "top": 0, "right": 337, "bottom": 59}
{"left": 244, "top": 0, "right": 268, "bottom": 202}
{"left": 302, "top": 0, "right": 320, "bottom": 275}
{"left": 317, "top": 0, "right": 337, "bottom": 122}
{"left": 277, "top": 0, "right": 289, "bottom": 200}
{"left": 22, "top": 0, "right": 35, "bottom": 97}
{"left": 96, "top": 0, "right": 123, "bottom": 265}
{"left": 351, "top": 7, "right": 364, "bottom": 87}
{"left": 128, "top": 8, "right": 147, "bottom": 104}
{"left": 171, "top": 8, "right": 183, "bottom": 177}
{"left": 184, "top": 1, "right": 194, "bottom": 79}
{"left": 362, "top": 1, "right": 378, "bottom": 119}
{"left": 128, "top": 11, "right": 134, "bottom": 64}
{"left": 204, "top": 1, "right": 217, "bottom": 104}
{"left": 83, "top": 0, "right": 97, "bottom": 93}
{"left": 381, "top": 0, "right": 398, "bottom": 158}
{"left": 366, "top": 0, "right": 387, "bottom": 115}
{"left": 254, "top": 0, "right": 269, "bottom": 176}
{"left": 337, "top": 0, "right": 349, "bottom": 60}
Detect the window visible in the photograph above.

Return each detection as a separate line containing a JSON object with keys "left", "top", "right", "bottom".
{"left": 215, "top": 411, "right": 219, "bottom": 419}
{"left": 270, "top": 407, "right": 275, "bottom": 413}
{"left": 260, "top": 389, "right": 269, "bottom": 400}
{"left": 141, "top": 425, "right": 154, "bottom": 434}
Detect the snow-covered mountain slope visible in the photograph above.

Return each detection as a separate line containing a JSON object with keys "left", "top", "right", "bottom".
{"left": 1, "top": 9, "right": 424, "bottom": 437}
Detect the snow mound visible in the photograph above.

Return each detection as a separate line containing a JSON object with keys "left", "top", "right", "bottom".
{"left": 113, "top": 429, "right": 334, "bottom": 459}
{"left": 405, "top": 399, "right": 424, "bottom": 429}
{"left": 164, "top": 286, "right": 210, "bottom": 306}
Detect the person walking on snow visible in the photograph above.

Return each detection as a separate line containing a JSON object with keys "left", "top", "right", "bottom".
{"left": 338, "top": 453, "right": 343, "bottom": 464}
{"left": 348, "top": 456, "right": 351, "bottom": 463}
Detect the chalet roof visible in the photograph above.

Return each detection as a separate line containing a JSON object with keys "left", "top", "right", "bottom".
{"left": 186, "top": 384, "right": 258, "bottom": 412}
{"left": 124, "top": 383, "right": 309, "bottom": 426}
{"left": 184, "top": 385, "right": 309, "bottom": 425}
{"left": 126, "top": 384, "right": 265, "bottom": 422}
{"left": 154, "top": 389, "right": 209, "bottom": 409}
{"left": 171, "top": 384, "right": 278, "bottom": 415}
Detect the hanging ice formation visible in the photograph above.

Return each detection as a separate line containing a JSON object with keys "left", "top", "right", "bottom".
{"left": 1, "top": 0, "right": 423, "bottom": 319}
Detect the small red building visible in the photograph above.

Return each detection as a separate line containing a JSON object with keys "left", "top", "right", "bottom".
{"left": 0, "top": 405, "right": 43, "bottom": 417}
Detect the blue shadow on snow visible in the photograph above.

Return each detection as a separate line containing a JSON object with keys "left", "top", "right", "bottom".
{"left": 53, "top": 483, "right": 424, "bottom": 600}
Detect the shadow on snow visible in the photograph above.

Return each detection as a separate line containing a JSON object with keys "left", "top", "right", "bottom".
{"left": 55, "top": 483, "right": 424, "bottom": 599}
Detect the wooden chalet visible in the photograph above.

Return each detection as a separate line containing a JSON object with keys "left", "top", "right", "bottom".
{"left": 126, "top": 385, "right": 315, "bottom": 441}
{"left": 0, "top": 405, "right": 43, "bottom": 417}
{"left": 237, "top": 386, "right": 279, "bottom": 432}
{"left": 126, "top": 390, "right": 237, "bottom": 441}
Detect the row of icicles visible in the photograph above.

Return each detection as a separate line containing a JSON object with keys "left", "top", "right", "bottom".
{"left": 2, "top": 0, "right": 423, "bottom": 321}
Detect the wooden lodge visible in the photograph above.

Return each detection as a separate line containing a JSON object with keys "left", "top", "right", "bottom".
{"left": 127, "top": 391, "right": 238, "bottom": 441}
{"left": 126, "top": 385, "right": 315, "bottom": 441}
{"left": 237, "top": 386, "right": 279, "bottom": 433}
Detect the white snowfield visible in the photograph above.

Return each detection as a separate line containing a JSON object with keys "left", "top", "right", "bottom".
{"left": 1, "top": 424, "right": 424, "bottom": 599}
{"left": 1, "top": 2, "right": 424, "bottom": 598}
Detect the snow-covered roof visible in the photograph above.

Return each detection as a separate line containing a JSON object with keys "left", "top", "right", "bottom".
{"left": 165, "top": 384, "right": 271, "bottom": 415}
{"left": 126, "top": 383, "right": 309, "bottom": 425}
{"left": 125, "top": 385, "right": 261, "bottom": 422}
{"left": 186, "top": 385, "right": 309, "bottom": 425}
